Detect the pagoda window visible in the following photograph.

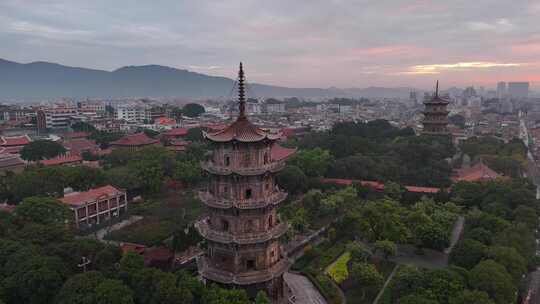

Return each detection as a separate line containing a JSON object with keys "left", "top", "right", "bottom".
{"left": 268, "top": 215, "right": 273, "bottom": 227}
{"left": 245, "top": 188, "right": 252, "bottom": 199}
{"left": 245, "top": 220, "right": 254, "bottom": 232}
{"left": 263, "top": 152, "right": 269, "bottom": 165}
{"left": 221, "top": 219, "right": 229, "bottom": 231}
{"left": 242, "top": 153, "right": 251, "bottom": 167}
{"left": 246, "top": 259, "right": 255, "bottom": 270}
{"left": 224, "top": 155, "right": 230, "bottom": 167}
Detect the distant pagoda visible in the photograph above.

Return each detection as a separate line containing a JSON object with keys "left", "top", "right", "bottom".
{"left": 422, "top": 81, "right": 450, "bottom": 135}
{"left": 197, "top": 63, "right": 296, "bottom": 303}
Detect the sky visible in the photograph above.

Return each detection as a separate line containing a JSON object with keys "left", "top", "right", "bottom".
{"left": 0, "top": 0, "right": 539, "bottom": 90}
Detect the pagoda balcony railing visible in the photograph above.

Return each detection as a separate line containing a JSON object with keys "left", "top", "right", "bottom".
{"left": 198, "top": 256, "right": 289, "bottom": 285}
{"left": 201, "top": 160, "right": 286, "bottom": 176}
{"left": 197, "top": 219, "right": 288, "bottom": 245}
{"left": 198, "top": 190, "right": 287, "bottom": 209}
{"left": 422, "top": 119, "right": 449, "bottom": 124}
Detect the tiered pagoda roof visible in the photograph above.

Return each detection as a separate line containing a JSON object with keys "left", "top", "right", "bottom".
{"left": 203, "top": 63, "right": 281, "bottom": 143}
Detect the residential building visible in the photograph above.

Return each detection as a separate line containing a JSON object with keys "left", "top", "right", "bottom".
{"left": 60, "top": 185, "right": 127, "bottom": 229}
{"left": 36, "top": 105, "right": 78, "bottom": 130}
{"left": 116, "top": 104, "right": 151, "bottom": 122}
{"left": 508, "top": 82, "right": 529, "bottom": 98}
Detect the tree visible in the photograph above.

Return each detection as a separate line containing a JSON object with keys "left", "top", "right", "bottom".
{"left": 350, "top": 262, "right": 384, "bottom": 299}
{"left": 173, "top": 160, "right": 203, "bottom": 185}
{"left": 358, "top": 199, "right": 408, "bottom": 242}
{"left": 95, "top": 279, "right": 134, "bottom": 304}
{"left": 182, "top": 103, "right": 205, "bottom": 117}
{"left": 384, "top": 181, "right": 404, "bottom": 201}
{"left": 3, "top": 254, "right": 67, "bottom": 304}
{"left": 468, "top": 260, "right": 516, "bottom": 304}
{"left": 275, "top": 165, "right": 308, "bottom": 194}
{"left": 374, "top": 240, "right": 397, "bottom": 261}
{"left": 449, "top": 238, "right": 487, "bottom": 269}
{"left": 71, "top": 121, "right": 96, "bottom": 132}
{"left": 254, "top": 291, "right": 271, "bottom": 304}
{"left": 348, "top": 242, "right": 373, "bottom": 263}
{"left": 20, "top": 140, "right": 66, "bottom": 161}
{"left": 390, "top": 265, "right": 425, "bottom": 299}
{"left": 450, "top": 290, "right": 494, "bottom": 304}
{"left": 202, "top": 284, "right": 250, "bottom": 304}
{"left": 56, "top": 271, "right": 105, "bottom": 304}
{"left": 186, "top": 127, "right": 203, "bottom": 142}
{"left": 415, "top": 222, "right": 449, "bottom": 251}
{"left": 486, "top": 246, "right": 526, "bottom": 283}
{"left": 288, "top": 148, "right": 333, "bottom": 177}
{"left": 14, "top": 196, "right": 71, "bottom": 226}
{"left": 399, "top": 294, "right": 439, "bottom": 304}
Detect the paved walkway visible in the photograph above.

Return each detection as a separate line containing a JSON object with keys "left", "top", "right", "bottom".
{"left": 91, "top": 215, "right": 143, "bottom": 245}
{"left": 444, "top": 215, "right": 465, "bottom": 255}
{"left": 372, "top": 265, "right": 398, "bottom": 304}
{"left": 284, "top": 272, "right": 327, "bottom": 304}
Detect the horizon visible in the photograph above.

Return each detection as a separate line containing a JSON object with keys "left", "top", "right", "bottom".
{"left": 0, "top": 1, "right": 539, "bottom": 90}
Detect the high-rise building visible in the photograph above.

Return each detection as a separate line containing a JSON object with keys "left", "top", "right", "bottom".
{"left": 497, "top": 82, "right": 507, "bottom": 99}
{"left": 508, "top": 82, "right": 529, "bottom": 98}
{"left": 422, "top": 81, "right": 450, "bottom": 135}
{"left": 197, "top": 63, "right": 295, "bottom": 302}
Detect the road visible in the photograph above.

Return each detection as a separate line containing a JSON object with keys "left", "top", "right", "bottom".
{"left": 284, "top": 272, "right": 327, "bottom": 304}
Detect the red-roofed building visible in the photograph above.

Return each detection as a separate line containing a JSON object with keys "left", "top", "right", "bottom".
{"left": 110, "top": 133, "right": 159, "bottom": 150}
{"left": 452, "top": 162, "right": 501, "bottom": 183}
{"left": 62, "top": 132, "right": 91, "bottom": 140}
{"left": 63, "top": 138, "right": 100, "bottom": 156}
{"left": 120, "top": 242, "right": 147, "bottom": 255}
{"left": 0, "top": 135, "right": 31, "bottom": 154}
{"left": 0, "top": 154, "right": 25, "bottom": 173}
{"left": 155, "top": 117, "right": 176, "bottom": 126}
{"left": 60, "top": 185, "right": 127, "bottom": 229}
{"left": 162, "top": 127, "right": 188, "bottom": 140}
{"left": 166, "top": 139, "right": 189, "bottom": 153}
{"left": 40, "top": 154, "right": 83, "bottom": 167}
{"left": 319, "top": 178, "right": 440, "bottom": 194}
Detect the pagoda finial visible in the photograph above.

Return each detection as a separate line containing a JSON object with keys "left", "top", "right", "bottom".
{"left": 435, "top": 80, "right": 439, "bottom": 98}
{"left": 238, "top": 62, "right": 246, "bottom": 119}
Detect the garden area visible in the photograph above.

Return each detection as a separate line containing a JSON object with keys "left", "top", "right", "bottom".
{"left": 105, "top": 189, "right": 205, "bottom": 246}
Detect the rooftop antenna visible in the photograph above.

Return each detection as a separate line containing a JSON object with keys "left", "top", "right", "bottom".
{"left": 435, "top": 80, "right": 439, "bottom": 98}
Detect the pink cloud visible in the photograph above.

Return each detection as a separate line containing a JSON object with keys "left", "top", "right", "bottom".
{"left": 511, "top": 42, "right": 540, "bottom": 55}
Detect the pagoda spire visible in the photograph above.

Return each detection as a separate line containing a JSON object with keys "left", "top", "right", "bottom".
{"left": 238, "top": 62, "right": 246, "bottom": 119}
{"left": 435, "top": 80, "right": 439, "bottom": 98}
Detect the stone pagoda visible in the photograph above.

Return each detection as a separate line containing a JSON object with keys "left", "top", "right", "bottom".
{"left": 197, "top": 63, "right": 296, "bottom": 303}
{"left": 422, "top": 81, "right": 450, "bottom": 135}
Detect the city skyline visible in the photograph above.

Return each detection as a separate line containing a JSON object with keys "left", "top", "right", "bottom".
{"left": 0, "top": 0, "right": 539, "bottom": 89}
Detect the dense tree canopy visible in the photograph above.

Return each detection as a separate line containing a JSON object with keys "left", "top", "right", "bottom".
{"left": 20, "top": 140, "right": 66, "bottom": 161}
{"left": 181, "top": 103, "right": 205, "bottom": 118}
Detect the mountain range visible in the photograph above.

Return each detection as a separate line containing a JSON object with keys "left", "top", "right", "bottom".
{"left": 0, "top": 58, "right": 417, "bottom": 100}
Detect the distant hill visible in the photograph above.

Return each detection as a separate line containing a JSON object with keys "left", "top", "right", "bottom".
{"left": 0, "top": 58, "right": 416, "bottom": 99}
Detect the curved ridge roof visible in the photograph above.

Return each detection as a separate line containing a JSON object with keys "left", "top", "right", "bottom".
{"left": 203, "top": 117, "right": 281, "bottom": 143}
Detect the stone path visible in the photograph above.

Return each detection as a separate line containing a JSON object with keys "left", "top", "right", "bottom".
{"left": 284, "top": 272, "right": 327, "bottom": 304}
{"left": 91, "top": 215, "right": 143, "bottom": 245}
{"left": 372, "top": 265, "right": 398, "bottom": 304}
{"left": 444, "top": 215, "right": 465, "bottom": 255}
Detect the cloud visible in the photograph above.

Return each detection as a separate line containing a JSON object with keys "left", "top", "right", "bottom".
{"left": 402, "top": 62, "right": 522, "bottom": 75}
{"left": 188, "top": 65, "right": 222, "bottom": 70}
{"left": 466, "top": 18, "right": 515, "bottom": 33}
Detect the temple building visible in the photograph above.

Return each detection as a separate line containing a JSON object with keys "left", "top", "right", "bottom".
{"left": 422, "top": 81, "right": 450, "bottom": 135}
{"left": 197, "top": 63, "right": 295, "bottom": 303}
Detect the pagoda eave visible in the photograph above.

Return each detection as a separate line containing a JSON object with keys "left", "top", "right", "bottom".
{"left": 198, "top": 256, "right": 290, "bottom": 285}
{"left": 198, "top": 191, "right": 287, "bottom": 210}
